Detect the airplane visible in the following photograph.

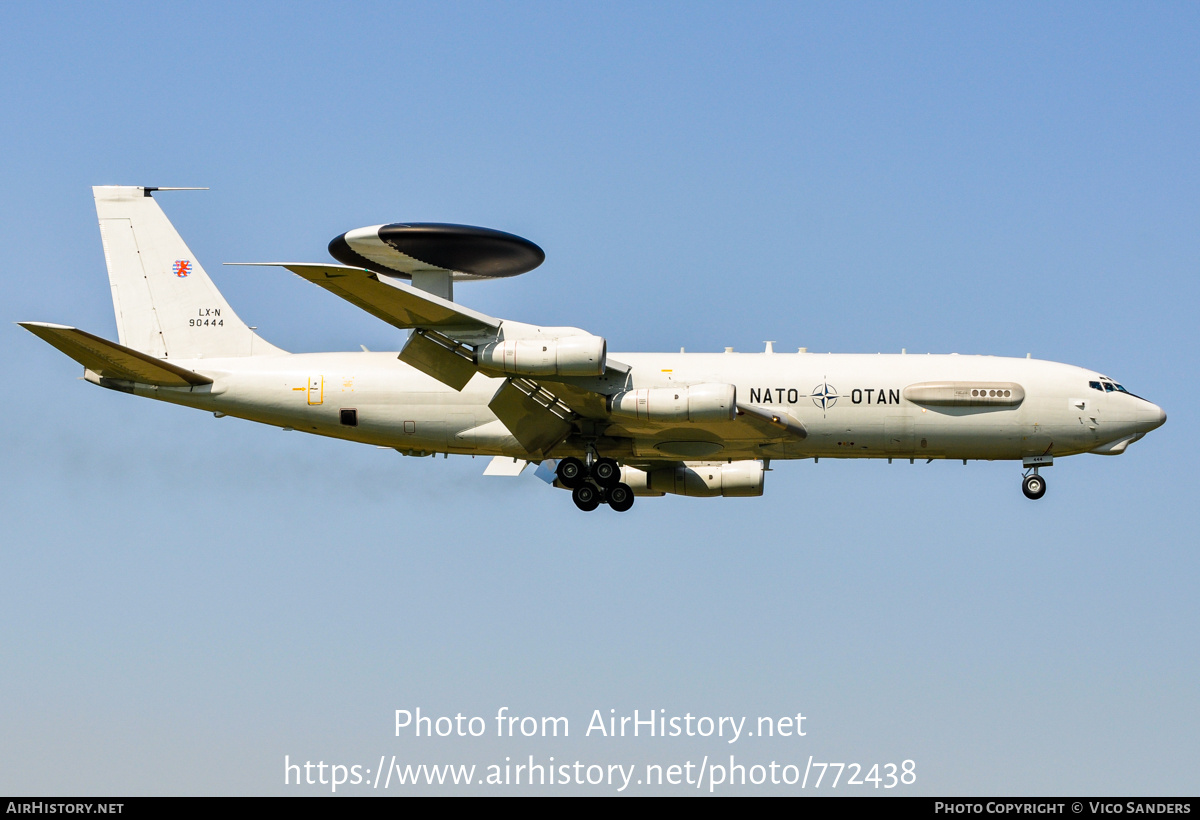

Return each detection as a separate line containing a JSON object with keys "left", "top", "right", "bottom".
{"left": 21, "top": 186, "right": 1167, "bottom": 512}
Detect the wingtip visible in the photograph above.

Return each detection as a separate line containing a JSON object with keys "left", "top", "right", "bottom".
{"left": 18, "top": 321, "right": 75, "bottom": 331}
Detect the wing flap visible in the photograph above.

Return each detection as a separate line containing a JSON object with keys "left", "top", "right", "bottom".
{"left": 488, "top": 379, "right": 573, "bottom": 456}
{"left": 20, "top": 322, "right": 213, "bottom": 387}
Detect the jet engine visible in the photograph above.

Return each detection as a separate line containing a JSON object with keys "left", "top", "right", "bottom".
{"left": 620, "top": 460, "right": 764, "bottom": 497}
{"left": 476, "top": 335, "right": 606, "bottom": 377}
{"left": 608, "top": 383, "right": 736, "bottom": 423}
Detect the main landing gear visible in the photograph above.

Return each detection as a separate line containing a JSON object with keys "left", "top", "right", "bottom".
{"left": 557, "top": 456, "right": 635, "bottom": 512}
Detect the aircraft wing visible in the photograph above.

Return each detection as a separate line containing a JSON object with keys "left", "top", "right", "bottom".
{"left": 238, "top": 259, "right": 624, "bottom": 382}
{"left": 229, "top": 263, "right": 500, "bottom": 338}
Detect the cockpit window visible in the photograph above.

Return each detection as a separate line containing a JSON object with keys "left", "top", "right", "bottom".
{"left": 1093, "top": 377, "right": 1140, "bottom": 399}
{"left": 1093, "top": 376, "right": 1134, "bottom": 394}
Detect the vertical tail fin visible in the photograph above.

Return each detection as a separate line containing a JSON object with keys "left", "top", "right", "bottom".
{"left": 94, "top": 186, "right": 283, "bottom": 359}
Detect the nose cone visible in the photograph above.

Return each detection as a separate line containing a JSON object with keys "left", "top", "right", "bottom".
{"left": 1137, "top": 400, "right": 1167, "bottom": 433}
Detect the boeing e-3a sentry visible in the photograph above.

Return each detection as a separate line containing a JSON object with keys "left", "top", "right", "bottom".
{"left": 22, "top": 187, "right": 1166, "bottom": 511}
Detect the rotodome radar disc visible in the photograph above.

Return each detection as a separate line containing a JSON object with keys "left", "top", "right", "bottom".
{"left": 328, "top": 223, "right": 545, "bottom": 281}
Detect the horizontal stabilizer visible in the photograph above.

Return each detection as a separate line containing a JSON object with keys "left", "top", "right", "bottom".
{"left": 20, "top": 322, "right": 213, "bottom": 387}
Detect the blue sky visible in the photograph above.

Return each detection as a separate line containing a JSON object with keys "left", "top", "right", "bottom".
{"left": 2, "top": 2, "right": 1197, "bottom": 795}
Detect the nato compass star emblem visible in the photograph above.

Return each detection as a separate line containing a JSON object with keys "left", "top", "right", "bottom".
{"left": 811, "top": 383, "right": 839, "bottom": 413}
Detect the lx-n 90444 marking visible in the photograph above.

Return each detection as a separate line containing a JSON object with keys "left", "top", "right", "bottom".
{"left": 22, "top": 187, "right": 1166, "bottom": 511}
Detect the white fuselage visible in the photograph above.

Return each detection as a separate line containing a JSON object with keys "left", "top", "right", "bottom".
{"left": 109, "top": 350, "right": 1165, "bottom": 463}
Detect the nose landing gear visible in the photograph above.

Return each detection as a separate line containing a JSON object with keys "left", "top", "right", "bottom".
{"left": 1021, "top": 455, "right": 1052, "bottom": 500}
{"left": 1021, "top": 468, "right": 1047, "bottom": 500}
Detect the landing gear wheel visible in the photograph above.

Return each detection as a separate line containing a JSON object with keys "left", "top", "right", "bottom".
{"left": 607, "top": 482, "right": 635, "bottom": 513}
{"left": 591, "top": 457, "right": 621, "bottom": 488}
{"left": 557, "top": 457, "right": 587, "bottom": 489}
{"left": 1022, "top": 473, "right": 1047, "bottom": 500}
{"left": 572, "top": 484, "right": 601, "bottom": 512}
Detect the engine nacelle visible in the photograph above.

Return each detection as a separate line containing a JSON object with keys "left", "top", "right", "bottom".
{"left": 477, "top": 335, "right": 606, "bottom": 377}
{"left": 608, "top": 383, "right": 736, "bottom": 423}
{"left": 620, "top": 460, "right": 764, "bottom": 498}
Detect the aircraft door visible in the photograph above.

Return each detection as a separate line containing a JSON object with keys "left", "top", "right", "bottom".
{"left": 307, "top": 376, "right": 324, "bottom": 405}
{"left": 884, "top": 415, "right": 914, "bottom": 452}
